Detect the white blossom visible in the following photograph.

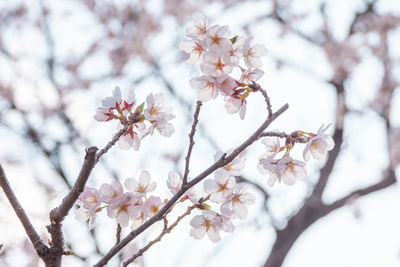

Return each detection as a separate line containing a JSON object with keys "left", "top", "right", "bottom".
{"left": 303, "top": 125, "right": 335, "bottom": 161}
{"left": 276, "top": 157, "right": 307, "bottom": 185}
{"left": 186, "top": 12, "right": 210, "bottom": 39}
{"left": 243, "top": 39, "right": 267, "bottom": 69}
{"left": 205, "top": 25, "right": 232, "bottom": 52}
{"left": 221, "top": 184, "right": 255, "bottom": 219}
{"left": 190, "top": 210, "right": 222, "bottom": 242}
{"left": 224, "top": 96, "right": 246, "bottom": 120}
{"left": 125, "top": 170, "right": 156, "bottom": 197}
{"left": 190, "top": 75, "right": 218, "bottom": 101}
{"left": 200, "top": 51, "right": 233, "bottom": 76}
{"left": 204, "top": 175, "right": 236, "bottom": 203}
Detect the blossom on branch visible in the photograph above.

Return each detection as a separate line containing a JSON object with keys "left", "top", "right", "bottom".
{"left": 125, "top": 170, "right": 156, "bottom": 197}
{"left": 143, "top": 196, "right": 164, "bottom": 218}
{"left": 214, "top": 150, "right": 246, "bottom": 178}
{"left": 303, "top": 124, "right": 335, "bottom": 161}
{"left": 94, "top": 88, "right": 175, "bottom": 150}
{"left": 186, "top": 12, "right": 210, "bottom": 40}
{"left": 204, "top": 175, "right": 236, "bottom": 203}
{"left": 190, "top": 75, "right": 218, "bottom": 101}
{"left": 190, "top": 210, "right": 222, "bottom": 242}
{"left": 107, "top": 193, "right": 141, "bottom": 227}
{"left": 99, "top": 180, "right": 124, "bottom": 203}
{"left": 221, "top": 184, "right": 255, "bottom": 220}
{"left": 276, "top": 157, "right": 307, "bottom": 185}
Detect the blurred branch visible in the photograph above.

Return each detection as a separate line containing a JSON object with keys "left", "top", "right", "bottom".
{"left": 0, "top": 164, "right": 50, "bottom": 259}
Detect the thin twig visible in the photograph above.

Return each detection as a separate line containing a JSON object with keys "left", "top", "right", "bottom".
{"left": 0, "top": 164, "right": 49, "bottom": 258}
{"left": 182, "top": 101, "right": 202, "bottom": 185}
{"left": 96, "top": 127, "right": 128, "bottom": 163}
{"left": 116, "top": 224, "right": 122, "bottom": 245}
{"left": 249, "top": 82, "right": 273, "bottom": 117}
{"left": 259, "top": 131, "right": 290, "bottom": 139}
{"left": 123, "top": 203, "right": 198, "bottom": 266}
{"left": 94, "top": 103, "right": 289, "bottom": 267}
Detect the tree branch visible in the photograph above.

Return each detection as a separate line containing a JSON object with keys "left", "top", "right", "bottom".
{"left": 0, "top": 164, "right": 50, "bottom": 258}
{"left": 182, "top": 101, "right": 202, "bottom": 184}
{"left": 46, "top": 146, "right": 98, "bottom": 266}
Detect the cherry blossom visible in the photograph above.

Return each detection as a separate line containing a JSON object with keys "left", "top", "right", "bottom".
{"left": 144, "top": 93, "right": 173, "bottom": 122}
{"left": 257, "top": 157, "right": 280, "bottom": 186}
{"left": 261, "top": 137, "right": 281, "bottom": 158}
{"left": 186, "top": 12, "right": 210, "bottom": 40}
{"left": 94, "top": 107, "right": 114, "bottom": 122}
{"left": 215, "top": 74, "right": 238, "bottom": 96}
{"left": 75, "top": 206, "right": 97, "bottom": 230}
{"left": 107, "top": 193, "right": 141, "bottom": 227}
{"left": 239, "top": 68, "right": 264, "bottom": 84}
{"left": 190, "top": 210, "right": 222, "bottom": 242}
{"left": 166, "top": 171, "right": 200, "bottom": 203}
{"left": 94, "top": 88, "right": 175, "bottom": 150}
{"left": 243, "top": 39, "right": 267, "bottom": 69}
{"left": 190, "top": 75, "right": 218, "bottom": 101}
{"left": 101, "top": 86, "right": 122, "bottom": 109}
{"left": 125, "top": 170, "right": 156, "bottom": 197}
{"left": 221, "top": 184, "right": 255, "bottom": 219}
{"left": 303, "top": 125, "right": 335, "bottom": 161}
{"left": 200, "top": 51, "right": 233, "bottom": 76}
{"left": 143, "top": 196, "right": 164, "bottom": 218}
{"left": 147, "top": 118, "right": 175, "bottom": 137}
{"left": 205, "top": 25, "right": 232, "bottom": 52}
{"left": 167, "top": 170, "right": 182, "bottom": 194}
{"left": 179, "top": 39, "right": 206, "bottom": 64}
{"left": 204, "top": 175, "right": 236, "bottom": 203}
{"left": 79, "top": 186, "right": 102, "bottom": 210}
{"left": 217, "top": 212, "right": 235, "bottom": 233}
{"left": 119, "top": 124, "right": 144, "bottom": 151}
{"left": 75, "top": 186, "right": 102, "bottom": 229}
{"left": 99, "top": 180, "right": 124, "bottom": 203}
{"left": 214, "top": 150, "right": 246, "bottom": 178}
{"left": 276, "top": 157, "right": 307, "bottom": 185}
{"left": 228, "top": 36, "right": 245, "bottom": 65}
{"left": 224, "top": 96, "right": 246, "bottom": 120}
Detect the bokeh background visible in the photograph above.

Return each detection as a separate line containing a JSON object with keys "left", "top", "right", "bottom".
{"left": 0, "top": 0, "right": 399, "bottom": 266}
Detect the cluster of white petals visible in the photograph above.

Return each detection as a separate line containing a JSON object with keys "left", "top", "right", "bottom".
{"left": 94, "top": 87, "right": 175, "bottom": 150}
{"left": 189, "top": 150, "right": 255, "bottom": 242}
{"left": 75, "top": 170, "right": 164, "bottom": 229}
{"left": 258, "top": 125, "right": 335, "bottom": 186}
{"left": 180, "top": 12, "right": 267, "bottom": 119}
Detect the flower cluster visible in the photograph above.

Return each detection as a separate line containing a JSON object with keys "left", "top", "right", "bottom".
{"left": 75, "top": 151, "right": 255, "bottom": 244}
{"left": 180, "top": 12, "right": 267, "bottom": 119}
{"left": 258, "top": 125, "right": 335, "bottom": 186}
{"left": 94, "top": 87, "right": 175, "bottom": 150}
{"left": 75, "top": 170, "right": 164, "bottom": 229}
{"left": 190, "top": 150, "right": 255, "bottom": 242}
